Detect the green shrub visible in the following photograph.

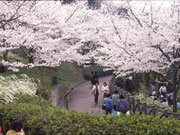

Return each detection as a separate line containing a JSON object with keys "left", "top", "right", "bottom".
{"left": 115, "top": 77, "right": 125, "bottom": 88}
{"left": 124, "top": 79, "right": 136, "bottom": 92}
{"left": 83, "top": 65, "right": 113, "bottom": 80}
{"left": 51, "top": 76, "right": 58, "bottom": 86}
{"left": 0, "top": 95, "right": 180, "bottom": 135}
{"left": 144, "top": 73, "right": 151, "bottom": 87}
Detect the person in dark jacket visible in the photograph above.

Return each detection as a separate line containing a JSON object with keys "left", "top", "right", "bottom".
{"left": 117, "top": 94, "right": 129, "bottom": 114}
{"left": 103, "top": 94, "right": 113, "bottom": 115}
{"left": 90, "top": 71, "right": 94, "bottom": 88}
{"left": 93, "top": 71, "right": 99, "bottom": 80}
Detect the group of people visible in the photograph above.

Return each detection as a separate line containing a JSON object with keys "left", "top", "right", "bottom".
{"left": 103, "top": 91, "right": 129, "bottom": 115}
{"left": 91, "top": 72, "right": 129, "bottom": 115}
{"left": 151, "top": 83, "right": 174, "bottom": 107}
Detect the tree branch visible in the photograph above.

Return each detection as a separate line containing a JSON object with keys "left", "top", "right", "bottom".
{"left": 127, "top": 0, "right": 143, "bottom": 27}
{"left": 151, "top": 45, "right": 171, "bottom": 62}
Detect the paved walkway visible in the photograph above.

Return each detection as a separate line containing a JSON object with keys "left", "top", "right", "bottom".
{"left": 68, "top": 76, "right": 112, "bottom": 114}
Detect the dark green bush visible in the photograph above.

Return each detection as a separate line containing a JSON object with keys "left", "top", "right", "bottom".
{"left": 144, "top": 73, "right": 151, "bottom": 86}
{"left": 0, "top": 95, "right": 180, "bottom": 135}
{"left": 51, "top": 76, "right": 58, "bottom": 86}
{"left": 124, "top": 79, "right": 136, "bottom": 92}
{"left": 83, "top": 65, "right": 113, "bottom": 80}
{"left": 115, "top": 77, "right": 124, "bottom": 88}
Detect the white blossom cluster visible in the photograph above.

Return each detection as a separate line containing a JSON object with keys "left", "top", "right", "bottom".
{"left": 0, "top": 0, "right": 179, "bottom": 78}
{"left": 0, "top": 74, "right": 37, "bottom": 103}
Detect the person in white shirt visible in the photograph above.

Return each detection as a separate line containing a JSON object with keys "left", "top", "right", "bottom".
{"left": 161, "top": 99, "right": 168, "bottom": 107}
{"left": 101, "top": 82, "right": 109, "bottom": 98}
{"left": 92, "top": 81, "right": 100, "bottom": 105}
{"left": 159, "top": 84, "right": 167, "bottom": 97}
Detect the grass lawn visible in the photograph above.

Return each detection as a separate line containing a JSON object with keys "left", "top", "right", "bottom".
{"left": 0, "top": 52, "right": 28, "bottom": 64}
{"left": 0, "top": 62, "right": 85, "bottom": 91}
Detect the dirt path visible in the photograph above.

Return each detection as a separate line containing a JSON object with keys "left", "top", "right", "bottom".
{"left": 68, "top": 76, "right": 112, "bottom": 114}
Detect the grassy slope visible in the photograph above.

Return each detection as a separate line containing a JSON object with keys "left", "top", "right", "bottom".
{"left": 0, "top": 62, "right": 85, "bottom": 90}
{"left": 0, "top": 52, "right": 28, "bottom": 64}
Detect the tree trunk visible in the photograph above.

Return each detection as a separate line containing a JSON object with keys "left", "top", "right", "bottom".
{"left": 153, "top": 72, "right": 156, "bottom": 80}
{"left": 28, "top": 48, "right": 34, "bottom": 63}
{"left": 3, "top": 50, "right": 8, "bottom": 61}
{"left": 133, "top": 73, "right": 138, "bottom": 93}
{"left": 158, "top": 74, "right": 160, "bottom": 90}
{"left": 173, "top": 89, "right": 177, "bottom": 112}
{"left": 172, "top": 68, "right": 179, "bottom": 112}
{"left": 2, "top": 118, "right": 6, "bottom": 135}
{"left": 1, "top": 50, "right": 8, "bottom": 72}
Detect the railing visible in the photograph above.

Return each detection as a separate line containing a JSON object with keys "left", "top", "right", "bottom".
{"left": 110, "top": 78, "right": 180, "bottom": 119}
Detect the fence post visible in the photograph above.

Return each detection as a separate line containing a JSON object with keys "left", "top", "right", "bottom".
{"left": 164, "top": 110, "right": 168, "bottom": 118}
{"left": 151, "top": 105, "right": 156, "bottom": 117}
{"left": 136, "top": 99, "right": 141, "bottom": 112}
{"left": 131, "top": 97, "right": 136, "bottom": 113}
{"left": 128, "top": 96, "right": 132, "bottom": 111}
{"left": 143, "top": 103, "right": 148, "bottom": 115}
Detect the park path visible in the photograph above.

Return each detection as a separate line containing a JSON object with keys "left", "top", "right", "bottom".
{"left": 68, "top": 76, "right": 112, "bottom": 114}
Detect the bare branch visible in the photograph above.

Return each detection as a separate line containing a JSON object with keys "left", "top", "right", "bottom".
{"left": 127, "top": 0, "right": 143, "bottom": 27}
{"left": 65, "top": 5, "right": 79, "bottom": 23}
{"left": 152, "top": 44, "right": 171, "bottom": 62}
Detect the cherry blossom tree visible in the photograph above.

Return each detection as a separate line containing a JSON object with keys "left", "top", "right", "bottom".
{"left": 1, "top": 0, "right": 179, "bottom": 111}
{"left": 88, "top": 0, "right": 180, "bottom": 112}
{"left": 0, "top": 1, "right": 84, "bottom": 70}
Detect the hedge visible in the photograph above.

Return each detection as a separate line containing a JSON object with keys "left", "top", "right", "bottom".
{"left": 83, "top": 65, "right": 113, "bottom": 80}
{"left": 0, "top": 95, "right": 180, "bottom": 135}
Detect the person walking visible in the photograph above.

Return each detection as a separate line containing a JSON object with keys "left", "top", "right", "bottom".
{"left": 90, "top": 71, "right": 94, "bottom": 88}
{"left": 103, "top": 94, "right": 113, "bottom": 115}
{"left": 112, "top": 91, "right": 119, "bottom": 111}
{"left": 93, "top": 71, "right": 99, "bottom": 80}
{"left": 6, "top": 120, "right": 25, "bottom": 135}
{"left": 101, "top": 82, "right": 109, "bottom": 98}
{"left": 117, "top": 95, "right": 129, "bottom": 114}
{"left": 92, "top": 81, "right": 99, "bottom": 105}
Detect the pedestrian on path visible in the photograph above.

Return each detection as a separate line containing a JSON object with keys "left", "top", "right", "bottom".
{"left": 101, "top": 82, "right": 109, "bottom": 98}
{"left": 92, "top": 81, "right": 100, "bottom": 105}
{"left": 90, "top": 71, "right": 94, "bottom": 88}
{"left": 93, "top": 71, "right": 99, "bottom": 80}
{"left": 103, "top": 93, "right": 113, "bottom": 115}
{"left": 112, "top": 90, "right": 119, "bottom": 111}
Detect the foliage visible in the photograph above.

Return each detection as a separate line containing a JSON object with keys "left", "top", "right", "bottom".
{"left": 0, "top": 74, "right": 37, "bottom": 103}
{"left": 62, "top": 0, "right": 75, "bottom": 4}
{"left": 51, "top": 76, "right": 58, "bottom": 86}
{"left": 134, "top": 93, "right": 173, "bottom": 111}
{"left": 124, "top": 79, "right": 136, "bottom": 92}
{"left": 144, "top": 73, "right": 151, "bottom": 87}
{"left": 115, "top": 76, "right": 136, "bottom": 92}
{"left": 83, "top": 65, "right": 113, "bottom": 80}
{"left": 0, "top": 95, "right": 180, "bottom": 135}
{"left": 0, "top": 52, "right": 28, "bottom": 65}
{"left": 115, "top": 77, "right": 125, "bottom": 88}
{"left": 0, "top": 62, "right": 84, "bottom": 89}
